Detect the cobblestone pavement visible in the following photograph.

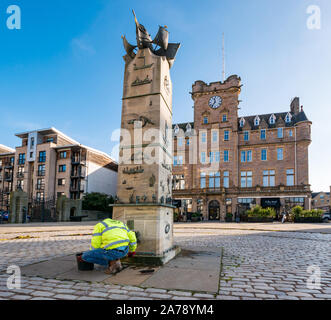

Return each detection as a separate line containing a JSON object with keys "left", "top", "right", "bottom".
{"left": 0, "top": 223, "right": 330, "bottom": 300}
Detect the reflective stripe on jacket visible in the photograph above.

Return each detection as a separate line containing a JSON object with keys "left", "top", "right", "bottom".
{"left": 90, "top": 218, "right": 137, "bottom": 252}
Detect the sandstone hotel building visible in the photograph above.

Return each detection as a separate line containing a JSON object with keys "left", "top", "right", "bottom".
{"left": 172, "top": 75, "right": 312, "bottom": 221}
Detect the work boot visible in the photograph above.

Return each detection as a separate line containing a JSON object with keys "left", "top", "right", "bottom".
{"left": 115, "top": 259, "right": 123, "bottom": 272}
{"left": 105, "top": 261, "right": 117, "bottom": 275}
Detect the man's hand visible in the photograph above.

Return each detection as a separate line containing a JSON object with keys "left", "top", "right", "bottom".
{"left": 128, "top": 252, "right": 136, "bottom": 258}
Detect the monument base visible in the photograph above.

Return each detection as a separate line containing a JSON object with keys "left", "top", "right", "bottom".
{"left": 110, "top": 203, "right": 177, "bottom": 265}
{"left": 122, "top": 245, "right": 181, "bottom": 266}
{"left": 121, "top": 246, "right": 181, "bottom": 267}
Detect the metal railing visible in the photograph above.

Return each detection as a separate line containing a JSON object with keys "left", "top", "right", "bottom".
{"left": 37, "top": 170, "right": 45, "bottom": 177}
{"left": 70, "top": 169, "right": 85, "bottom": 178}
{"left": 70, "top": 184, "right": 84, "bottom": 192}
{"left": 16, "top": 172, "right": 24, "bottom": 178}
{"left": 71, "top": 158, "right": 87, "bottom": 165}
{"left": 4, "top": 174, "right": 12, "bottom": 181}
{"left": 172, "top": 185, "right": 310, "bottom": 195}
{"left": 4, "top": 163, "right": 13, "bottom": 169}
{"left": 35, "top": 184, "right": 45, "bottom": 190}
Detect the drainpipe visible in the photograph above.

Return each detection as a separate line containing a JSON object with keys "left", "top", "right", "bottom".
{"left": 237, "top": 128, "right": 239, "bottom": 188}
{"left": 294, "top": 126, "right": 297, "bottom": 185}
{"left": 85, "top": 150, "right": 89, "bottom": 194}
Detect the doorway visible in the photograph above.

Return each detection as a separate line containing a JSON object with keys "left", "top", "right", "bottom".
{"left": 70, "top": 207, "right": 76, "bottom": 218}
{"left": 208, "top": 200, "right": 220, "bottom": 220}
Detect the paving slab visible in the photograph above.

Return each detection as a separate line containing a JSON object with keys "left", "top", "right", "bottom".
{"left": 103, "top": 267, "right": 160, "bottom": 286}
{"left": 141, "top": 249, "right": 221, "bottom": 293}
{"left": 57, "top": 254, "right": 77, "bottom": 262}
{"left": 55, "top": 268, "right": 111, "bottom": 282}
{"left": 21, "top": 259, "right": 76, "bottom": 278}
{"left": 21, "top": 254, "right": 112, "bottom": 282}
{"left": 166, "top": 251, "right": 221, "bottom": 271}
{"left": 141, "top": 267, "right": 219, "bottom": 293}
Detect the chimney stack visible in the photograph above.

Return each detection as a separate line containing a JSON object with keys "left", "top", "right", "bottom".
{"left": 290, "top": 97, "right": 300, "bottom": 115}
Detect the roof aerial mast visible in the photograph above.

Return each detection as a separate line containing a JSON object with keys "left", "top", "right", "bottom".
{"left": 222, "top": 32, "right": 225, "bottom": 82}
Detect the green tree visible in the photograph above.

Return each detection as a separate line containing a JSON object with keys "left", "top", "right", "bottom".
{"left": 82, "top": 193, "right": 114, "bottom": 213}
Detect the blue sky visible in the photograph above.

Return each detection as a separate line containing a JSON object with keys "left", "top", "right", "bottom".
{"left": 0, "top": 0, "right": 330, "bottom": 191}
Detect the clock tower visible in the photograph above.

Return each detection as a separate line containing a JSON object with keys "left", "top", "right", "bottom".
{"left": 191, "top": 75, "right": 241, "bottom": 131}
{"left": 190, "top": 75, "right": 241, "bottom": 218}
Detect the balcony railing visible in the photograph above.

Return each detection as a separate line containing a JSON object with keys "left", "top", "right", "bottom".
{"left": 16, "top": 172, "right": 25, "bottom": 178}
{"left": 35, "top": 184, "right": 45, "bottom": 190}
{"left": 4, "top": 174, "right": 12, "bottom": 182}
{"left": 4, "top": 163, "right": 13, "bottom": 169}
{"left": 70, "top": 184, "right": 84, "bottom": 192}
{"left": 207, "top": 187, "right": 225, "bottom": 193}
{"left": 37, "top": 170, "right": 45, "bottom": 177}
{"left": 71, "top": 157, "right": 86, "bottom": 165}
{"left": 172, "top": 184, "right": 310, "bottom": 195}
{"left": 70, "top": 170, "right": 86, "bottom": 178}
{"left": 3, "top": 187, "right": 10, "bottom": 193}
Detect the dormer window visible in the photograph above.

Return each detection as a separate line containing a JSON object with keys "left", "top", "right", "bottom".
{"left": 239, "top": 117, "right": 245, "bottom": 127}
{"left": 285, "top": 112, "right": 292, "bottom": 123}
{"left": 269, "top": 114, "right": 276, "bottom": 125}
{"left": 254, "top": 116, "right": 260, "bottom": 126}
{"left": 174, "top": 124, "right": 179, "bottom": 134}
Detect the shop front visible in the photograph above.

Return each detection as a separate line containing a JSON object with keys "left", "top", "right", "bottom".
{"left": 261, "top": 197, "right": 281, "bottom": 218}
{"left": 208, "top": 200, "right": 220, "bottom": 220}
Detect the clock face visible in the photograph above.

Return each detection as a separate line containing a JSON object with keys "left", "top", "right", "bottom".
{"left": 208, "top": 96, "right": 222, "bottom": 109}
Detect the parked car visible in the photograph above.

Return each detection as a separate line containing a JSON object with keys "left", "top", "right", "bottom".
{"left": 0, "top": 210, "right": 31, "bottom": 223}
{"left": 322, "top": 212, "right": 331, "bottom": 222}
{"left": 0, "top": 210, "right": 9, "bottom": 222}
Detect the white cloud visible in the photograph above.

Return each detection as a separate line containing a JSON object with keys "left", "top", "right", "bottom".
{"left": 71, "top": 37, "right": 96, "bottom": 56}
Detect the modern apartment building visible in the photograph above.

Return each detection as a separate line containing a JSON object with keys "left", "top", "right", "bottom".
{"left": 0, "top": 128, "right": 118, "bottom": 205}
{"left": 172, "top": 75, "right": 312, "bottom": 220}
{"left": 0, "top": 145, "right": 16, "bottom": 211}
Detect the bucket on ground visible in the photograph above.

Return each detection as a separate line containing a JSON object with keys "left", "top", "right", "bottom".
{"left": 76, "top": 252, "right": 94, "bottom": 271}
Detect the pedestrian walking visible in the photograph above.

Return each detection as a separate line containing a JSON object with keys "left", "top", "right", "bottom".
{"left": 281, "top": 207, "right": 287, "bottom": 224}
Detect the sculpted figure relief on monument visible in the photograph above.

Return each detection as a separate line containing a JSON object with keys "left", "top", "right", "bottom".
{"left": 122, "top": 10, "right": 180, "bottom": 68}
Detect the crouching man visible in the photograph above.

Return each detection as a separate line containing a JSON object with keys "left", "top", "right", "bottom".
{"left": 82, "top": 218, "right": 137, "bottom": 274}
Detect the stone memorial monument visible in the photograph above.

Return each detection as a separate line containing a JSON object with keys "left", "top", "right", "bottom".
{"left": 111, "top": 10, "right": 180, "bottom": 265}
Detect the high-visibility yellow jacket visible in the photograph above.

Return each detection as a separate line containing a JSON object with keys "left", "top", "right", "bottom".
{"left": 90, "top": 218, "right": 137, "bottom": 252}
